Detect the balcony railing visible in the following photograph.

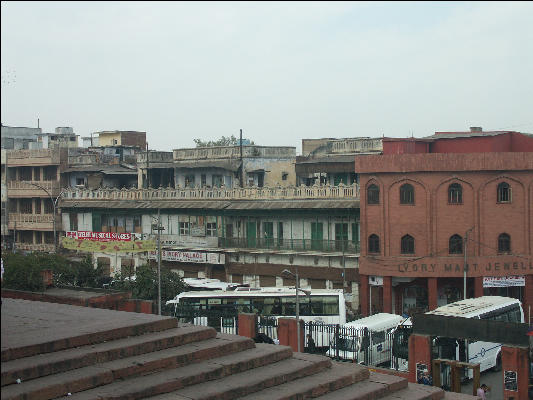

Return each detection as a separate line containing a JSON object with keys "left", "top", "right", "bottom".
{"left": 6, "top": 149, "right": 61, "bottom": 165}
{"left": 173, "top": 146, "right": 295, "bottom": 161}
{"left": 14, "top": 243, "right": 55, "bottom": 252}
{"left": 8, "top": 213, "right": 60, "bottom": 230}
{"left": 220, "top": 238, "right": 360, "bottom": 254}
{"left": 62, "top": 183, "right": 359, "bottom": 202}
{"left": 7, "top": 181, "right": 61, "bottom": 197}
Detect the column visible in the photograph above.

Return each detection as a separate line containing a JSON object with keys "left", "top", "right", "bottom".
{"left": 360, "top": 274, "right": 369, "bottom": 316}
{"left": 523, "top": 275, "right": 533, "bottom": 325}
{"left": 501, "top": 345, "right": 529, "bottom": 400}
{"left": 383, "top": 276, "right": 392, "bottom": 313}
{"left": 427, "top": 278, "right": 438, "bottom": 311}
{"left": 408, "top": 334, "right": 432, "bottom": 384}
{"left": 238, "top": 313, "right": 256, "bottom": 339}
{"left": 474, "top": 277, "right": 484, "bottom": 298}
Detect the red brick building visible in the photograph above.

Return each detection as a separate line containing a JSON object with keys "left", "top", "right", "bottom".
{"left": 355, "top": 128, "right": 533, "bottom": 322}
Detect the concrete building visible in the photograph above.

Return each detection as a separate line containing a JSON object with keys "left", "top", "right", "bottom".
{"left": 1, "top": 125, "right": 42, "bottom": 150}
{"left": 356, "top": 127, "right": 533, "bottom": 318}
{"left": 96, "top": 130, "right": 146, "bottom": 149}
{"left": 60, "top": 182, "right": 361, "bottom": 311}
{"left": 36, "top": 127, "right": 79, "bottom": 149}
{"left": 296, "top": 137, "right": 382, "bottom": 186}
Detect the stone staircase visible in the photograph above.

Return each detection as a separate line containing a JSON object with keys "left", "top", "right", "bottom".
{"left": 1, "top": 316, "right": 478, "bottom": 400}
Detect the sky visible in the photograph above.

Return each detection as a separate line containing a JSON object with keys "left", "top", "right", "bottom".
{"left": 2, "top": 1, "right": 533, "bottom": 153}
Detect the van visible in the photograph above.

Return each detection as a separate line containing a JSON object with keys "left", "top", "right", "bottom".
{"left": 326, "top": 313, "right": 404, "bottom": 366}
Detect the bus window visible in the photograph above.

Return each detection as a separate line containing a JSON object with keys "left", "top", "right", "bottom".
{"left": 282, "top": 297, "right": 296, "bottom": 315}
{"left": 323, "top": 296, "right": 340, "bottom": 315}
{"left": 371, "top": 331, "right": 385, "bottom": 345}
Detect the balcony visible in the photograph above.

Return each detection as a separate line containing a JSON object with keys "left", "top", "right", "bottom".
{"left": 7, "top": 181, "right": 62, "bottom": 198}
{"left": 6, "top": 149, "right": 62, "bottom": 166}
{"left": 173, "top": 146, "right": 295, "bottom": 161}
{"left": 220, "top": 238, "right": 360, "bottom": 254}
{"left": 8, "top": 213, "right": 61, "bottom": 231}
{"left": 62, "top": 183, "right": 359, "bottom": 202}
{"left": 14, "top": 243, "right": 55, "bottom": 253}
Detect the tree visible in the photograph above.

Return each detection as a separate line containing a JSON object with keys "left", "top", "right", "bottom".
{"left": 111, "top": 265, "right": 186, "bottom": 314}
{"left": 193, "top": 135, "right": 254, "bottom": 147}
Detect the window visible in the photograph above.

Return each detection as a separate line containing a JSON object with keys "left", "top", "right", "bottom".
{"left": 448, "top": 183, "right": 462, "bottom": 204}
{"left": 449, "top": 234, "right": 463, "bottom": 254}
{"left": 497, "top": 182, "right": 511, "bottom": 203}
{"left": 225, "top": 224, "right": 233, "bottom": 238}
{"left": 201, "top": 174, "right": 207, "bottom": 187}
{"left": 352, "top": 222, "right": 360, "bottom": 245}
{"left": 278, "top": 222, "right": 284, "bottom": 246}
{"left": 185, "top": 175, "right": 195, "bottom": 188}
{"left": 76, "top": 178, "right": 86, "bottom": 186}
{"left": 335, "top": 223, "right": 348, "bottom": 251}
{"left": 368, "top": 234, "right": 380, "bottom": 254}
{"left": 401, "top": 234, "right": 415, "bottom": 254}
{"left": 263, "top": 222, "right": 274, "bottom": 246}
{"left": 498, "top": 233, "right": 511, "bottom": 253}
{"left": 179, "top": 222, "right": 190, "bottom": 235}
{"left": 212, "top": 175, "right": 223, "bottom": 188}
{"left": 70, "top": 212, "right": 78, "bottom": 231}
{"left": 367, "top": 184, "right": 380, "bottom": 204}
{"left": 282, "top": 172, "right": 288, "bottom": 181}
{"left": 400, "top": 184, "right": 414, "bottom": 204}
{"left": 206, "top": 222, "right": 217, "bottom": 237}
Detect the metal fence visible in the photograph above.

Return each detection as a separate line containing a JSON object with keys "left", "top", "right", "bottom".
{"left": 172, "top": 307, "right": 393, "bottom": 368}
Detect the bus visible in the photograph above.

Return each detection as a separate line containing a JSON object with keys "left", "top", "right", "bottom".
{"left": 391, "top": 296, "right": 524, "bottom": 376}
{"left": 182, "top": 278, "right": 249, "bottom": 291}
{"left": 166, "top": 287, "right": 346, "bottom": 341}
{"left": 325, "top": 313, "right": 404, "bottom": 366}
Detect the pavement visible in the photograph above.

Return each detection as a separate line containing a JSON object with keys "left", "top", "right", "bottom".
{"left": 1, "top": 298, "right": 172, "bottom": 353}
{"left": 462, "top": 369, "right": 502, "bottom": 400}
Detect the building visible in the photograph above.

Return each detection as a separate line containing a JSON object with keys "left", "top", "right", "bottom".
{"left": 296, "top": 137, "right": 382, "bottom": 186}
{"left": 4, "top": 148, "right": 68, "bottom": 252}
{"left": 36, "top": 127, "right": 79, "bottom": 149}
{"left": 59, "top": 182, "right": 362, "bottom": 310}
{"left": 96, "top": 130, "right": 146, "bottom": 149}
{"left": 1, "top": 125, "right": 42, "bottom": 150}
{"left": 356, "top": 127, "right": 533, "bottom": 318}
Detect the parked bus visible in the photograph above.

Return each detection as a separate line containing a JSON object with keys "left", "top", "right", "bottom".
{"left": 325, "top": 313, "right": 404, "bottom": 366}
{"left": 391, "top": 296, "right": 524, "bottom": 376}
{"left": 166, "top": 287, "right": 346, "bottom": 341}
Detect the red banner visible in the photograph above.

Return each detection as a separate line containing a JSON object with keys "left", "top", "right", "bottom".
{"left": 66, "top": 231, "right": 132, "bottom": 242}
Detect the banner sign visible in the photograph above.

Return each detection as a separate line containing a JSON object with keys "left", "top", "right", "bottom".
{"left": 66, "top": 231, "right": 137, "bottom": 242}
{"left": 61, "top": 237, "right": 156, "bottom": 253}
{"left": 148, "top": 250, "right": 224, "bottom": 264}
{"left": 483, "top": 276, "right": 525, "bottom": 288}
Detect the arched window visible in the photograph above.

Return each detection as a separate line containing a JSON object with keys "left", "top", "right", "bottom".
{"left": 497, "top": 182, "right": 511, "bottom": 203}
{"left": 448, "top": 183, "right": 463, "bottom": 204}
{"left": 449, "top": 234, "right": 463, "bottom": 254}
{"left": 400, "top": 184, "right": 414, "bottom": 204}
{"left": 401, "top": 234, "right": 415, "bottom": 254}
{"left": 498, "top": 233, "right": 511, "bottom": 253}
{"left": 367, "top": 184, "right": 380, "bottom": 204}
{"left": 368, "top": 234, "right": 380, "bottom": 254}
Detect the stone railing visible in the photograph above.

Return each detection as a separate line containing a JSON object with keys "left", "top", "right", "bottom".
{"left": 14, "top": 243, "right": 55, "bottom": 252}
{"left": 8, "top": 180, "right": 60, "bottom": 192}
{"left": 62, "top": 183, "right": 360, "bottom": 201}
{"left": 136, "top": 151, "right": 174, "bottom": 163}
{"left": 331, "top": 138, "right": 383, "bottom": 154}
{"left": 9, "top": 213, "right": 58, "bottom": 223}
{"left": 173, "top": 146, "right": 296, "bottom": 161}
{"left": 7, "top": 148, "right": 61, "bottom": 164}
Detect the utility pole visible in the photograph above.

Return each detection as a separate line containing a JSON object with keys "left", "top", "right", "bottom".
{"left": 146, "top": 142, "right": 150, "bottom": 189}
{"left": 239, "top": 129, "right": 244, "bottom": 188}
{"left": 157, "top": 208, "right": 162, "bottom": 315}
{"left": 463, "top": 227, "right": 474, "bottom": 300}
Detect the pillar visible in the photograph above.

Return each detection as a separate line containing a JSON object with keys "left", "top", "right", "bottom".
{"left": 383, "top": 276, "right": 392, "bottom": 313}
{"left": 474, "top": 277, "right": 484, "bottom": 298}
{"left": 523, "top": 275, "right": 533, "bottom": 325}
{"left": 408, "top": 334, "right": 432, "bottom": 384}
{"left": 360, "top": 274, "right": 369, "bottom": 316}
{"left": 238, "top": 313, "right": 256, "bottom": 339}
{"left": 501, "top": 346, "right": 529, "bottom": 400}
{"left": 428, "top": 278, "right": 438, "bottom": 311}
{"left": 277, "top": 318, "right": 304, "bottom": 353}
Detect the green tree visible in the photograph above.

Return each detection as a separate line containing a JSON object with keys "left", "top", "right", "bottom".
{"left": 111, "top": 265, "right": 186, "bottom": 314}
{"left": 194, "top": 135, "right": 254, "bottom": 147}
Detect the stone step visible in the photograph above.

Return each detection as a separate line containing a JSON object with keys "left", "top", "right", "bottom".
{"left": 379, "top": 382, "right": 445, "bottom": 400}
{"left": 64, "top": 344, "right": 294, "bottom": 400}
{"left": 443, "top": 392, "right": 480, "bottom": 399}
{"left": 1, "top": 324, "right": 216, "bottom": 386}
{"left": 147, "top": 352, "right": 336, "bottom": 400}
{"left": 312, "top": 371, "right": 408, "bottom": 400}
{"left": 1, "top": 334, "right": 255, "bottom": 400}
{"left": 1, "top": 311, "right": 177, "bottom": 363}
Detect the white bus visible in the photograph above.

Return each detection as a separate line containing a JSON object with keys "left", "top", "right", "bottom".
{"left": 326, "top": 313, "right": 404, "bottom": 366}
{"left": 166, "top": 287, "right": 346, "bottom": 342}
{"left": 391, "top": 296, "right": 524, "bottom": 376}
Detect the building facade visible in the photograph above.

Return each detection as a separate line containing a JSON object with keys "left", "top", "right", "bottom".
{"left": 356, "top": 128, "right": 533, "bottom": 319}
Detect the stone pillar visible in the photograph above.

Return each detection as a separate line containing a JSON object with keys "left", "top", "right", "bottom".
{"left": 383, "top": 276, "right": 392, "bottom": 313}
{"left": 408, "top": 334, "right": 432, "bottom": 384}
{"left": 501, "top": 345, "right": 529, "bottom": 400}
{"left": 522, "top": 275, "right": 533, "bottom": 325}
{"left": 474, "top": 277, "right": 484, "bottom": 298}
{"left": 360, "top": 274, "right": 369, "bottom": 317}
{"left": 427, "top": 278, "right": 438, "bottom": 311}
{"left": 277, "top": 318, "right": 304, "bottom": 353}
{"left": 238, "top": 313, "right": 256, "bottom": 339}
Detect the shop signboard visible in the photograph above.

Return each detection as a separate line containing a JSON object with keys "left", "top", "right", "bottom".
{"left": 66, "top": 231, "right": 134, "bottom": 242}
{"left": 482, "top": 276, "right": 525, "bottom": 288}
{"left": 148, "top": 250, "right": 225, "bottom": 264}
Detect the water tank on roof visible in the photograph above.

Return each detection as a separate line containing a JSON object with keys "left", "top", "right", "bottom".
{"left": 55, "top": 127, "right": 74, "bottom": 135}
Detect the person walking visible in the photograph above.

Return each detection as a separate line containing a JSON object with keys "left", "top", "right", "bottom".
{"left": 476, "top": 383, "right": 489, "bottom": 400}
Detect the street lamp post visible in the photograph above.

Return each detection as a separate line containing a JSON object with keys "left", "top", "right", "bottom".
{"left": 152, "top": 209, "right": 164, "bottom": 315}
{"left": 463, "top": 226, "right": 474, "bottom": 300}
{"left": 24, "top": 182, "right": 64, "bottom": 253}
{"left": 282, "top": 267, "right": 310, "bottom": 353}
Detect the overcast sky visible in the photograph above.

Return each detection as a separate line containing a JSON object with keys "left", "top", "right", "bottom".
{"left": 2, "top": 1, "right": 533, "bottom": 152}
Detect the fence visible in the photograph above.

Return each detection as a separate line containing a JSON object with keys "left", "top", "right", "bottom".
{"left": 171, "top": 307, "right": 393, "bottom": 368}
